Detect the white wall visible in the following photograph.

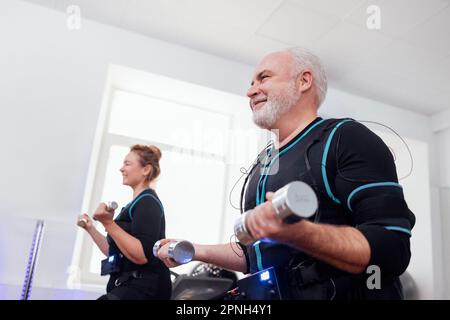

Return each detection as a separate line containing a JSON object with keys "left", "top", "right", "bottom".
{"left": 431, "top": 109, "right": 450, "bottom": 299}
{"left": 0, "top": 0, "right": 440, "bottom": 299}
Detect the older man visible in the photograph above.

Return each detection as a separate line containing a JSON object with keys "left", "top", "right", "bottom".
{"left": 157, "top": 48, "right": 415, "bottom": 300}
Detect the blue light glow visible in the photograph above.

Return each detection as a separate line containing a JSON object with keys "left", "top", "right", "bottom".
{"left": 260, "top": 270, "right": 270, "bottom": 281}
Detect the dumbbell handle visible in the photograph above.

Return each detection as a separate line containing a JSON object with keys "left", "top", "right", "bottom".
{"left": 77, "top": 217, "right": 88, "bottom": 228}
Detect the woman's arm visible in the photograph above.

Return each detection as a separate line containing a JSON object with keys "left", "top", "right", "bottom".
{"left": 79, "top": 213, "right": 109, "bottom": 256}
{"left": 93, "top": 204, "right": 148, "bottom": 265}
{"left": 103, "top": 221, "right": 148, "bottom": 265}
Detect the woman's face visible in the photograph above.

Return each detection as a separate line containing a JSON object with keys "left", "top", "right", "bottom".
{"left": 120, "top": 151, "right": 149, "bottom": 187}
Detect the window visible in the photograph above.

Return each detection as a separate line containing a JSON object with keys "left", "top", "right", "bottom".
{"left": 70, "top": 65, "right": 258, "bottom": 287}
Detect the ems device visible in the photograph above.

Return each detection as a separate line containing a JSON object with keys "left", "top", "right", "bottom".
{"left": 226, "top": 267, "right": 287, "bottom": 300}
{"left": 100, "top": 253, "right": 123, "bottom": 276}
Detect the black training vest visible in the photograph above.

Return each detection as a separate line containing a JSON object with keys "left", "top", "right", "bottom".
{"left": 242, "top": 118, "right": 354, "bottom": 274}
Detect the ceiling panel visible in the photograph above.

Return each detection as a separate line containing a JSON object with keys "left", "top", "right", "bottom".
{"left": 22, "top": 0, "right": 55, "bottom": 8}
{"left": 289, "top": 0, "right": 365, "bottom": 19}
{"left": 402, "top": 5, "right": 450, "bottom": 56}
{"left": 339, "top": 65, "right": 448, "bottom": 114}
{"left": 257, "top": 0, "right": 340, "bottom": 47}
{"left": 122, "top": 0, "right": 283, "bottom": 34}
{"left": 311, "top": 21, "right": 393, "bottom": 80}
{"left": 345, "top": 0, "right": 450, "bottom": 38}
{"left": 362, "top": 42, "right": 450, "bottom": 93}
{"left": 19, "top": 0, "right": 450, "bottom": 115}
{"left": 230, "top": 34, "right": 293, "bottom": 66}
{"left": 26, "top": 0, "right": 129, "bottom": 27}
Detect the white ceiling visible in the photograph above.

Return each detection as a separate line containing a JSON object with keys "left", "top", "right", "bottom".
{"left": 23, "top": 0, "right": 450, "bottom": 115}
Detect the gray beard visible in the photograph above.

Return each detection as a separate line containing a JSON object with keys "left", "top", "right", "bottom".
{"left": 252, "top": 83, "right": 298, "bottom": 129}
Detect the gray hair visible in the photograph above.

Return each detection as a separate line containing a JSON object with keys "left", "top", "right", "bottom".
{"left": 286, "top": 47, "right": 328, "bottom": 108}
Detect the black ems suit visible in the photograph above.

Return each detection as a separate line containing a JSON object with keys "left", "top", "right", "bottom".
{"left": 240, "top": 117, "right": 416, "bottom": 300}
{"left": 99, "top": 188, "right": 172, "bottom": 300}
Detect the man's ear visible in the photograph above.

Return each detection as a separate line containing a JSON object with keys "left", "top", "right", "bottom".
{"left": 296, "top": 70, "right": 313, "bottom": 92}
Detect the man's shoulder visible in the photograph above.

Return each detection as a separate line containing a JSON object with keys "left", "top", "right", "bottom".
{"left": 323, "top": 118, "right": 375, "bottom": 137}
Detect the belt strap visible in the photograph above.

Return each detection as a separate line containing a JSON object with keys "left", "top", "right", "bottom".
{"left": 114, "top": 270, "right": 144, "bottom": 287}
{"left": 288, "top": 262, "right": 324, "bottom": 287}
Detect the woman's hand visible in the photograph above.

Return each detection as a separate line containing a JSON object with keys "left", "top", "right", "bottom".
{"left": 93, "top": 203, "right": 115, "bottom": 226}
{"left": 77, "top": 213, "right": 94, "bottom": 231}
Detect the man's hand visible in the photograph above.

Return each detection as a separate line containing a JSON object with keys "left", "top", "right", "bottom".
{"left": 245, "top": 192, "right": 290, "bottom": 242}
{"left": 156, "top": 238, "right": 184, "bottom": 268}
{"left": 93, "top": 203, "right": 115, "bottom": 226}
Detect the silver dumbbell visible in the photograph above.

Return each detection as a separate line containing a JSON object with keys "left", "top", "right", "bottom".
{"left": 153, "top": 240, "right": 195, "bottom": 264}
{"left": 78, "top": 201, "right": 118, "bottom": 226}
{"left": 234, "top": 181, "right": 318, "bottom": 245}
{"left": 105, "top": 201, "right": 118, "bottom": 212}
{"left": 77, "top": 217, "right": 88, "bottom": 228}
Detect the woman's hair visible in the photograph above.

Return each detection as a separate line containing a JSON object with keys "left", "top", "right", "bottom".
{"left": 130, "top": 144, "right": 162, "bottom": 183}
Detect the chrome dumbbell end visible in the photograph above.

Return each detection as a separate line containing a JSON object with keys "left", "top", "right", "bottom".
{"left": 106, "top": 201, "right": 118, "bottom": 211}
{"left": 272, "top": 181, "right": 318, "bottom": 220}
{"left": 153, "top": 240, "right": 195, "bottom": 264}
{"left": 234, "top": 181, "right": 318, "bottom": 245}
{"left": 153, "top": 240, "right": 162, "bottom": 258}
{"left": 168, "top": 241, "right": 195, "bottom": 264}
{"left": 233, "top": 210, "right": 254, "bottom": 246}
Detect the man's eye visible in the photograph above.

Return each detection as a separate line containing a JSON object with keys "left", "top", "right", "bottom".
{"left": 261, "top": 75, "right": 269, "bottom": 80}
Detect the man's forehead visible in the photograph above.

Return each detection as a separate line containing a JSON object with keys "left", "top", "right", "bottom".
{"left": 253, "top": 51, "right": 293, "bottom": 76}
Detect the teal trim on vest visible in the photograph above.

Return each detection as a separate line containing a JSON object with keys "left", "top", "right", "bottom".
{"left": 128, "top": 193, "right": 164, "bottom": 220}
{"left": 321, "top": 119, "right": 353, "bottom": 204}
{"left": 257, "top": 118, "right": 327, "bottom": 205}
{"left": 347, "top": 182, "right": 402, "bottom": 212}
{"left": 384, "top": 226, "right": 412, "bottom": 236}
{"left": 253, "top": 240, "right": 264, "bottom": 272}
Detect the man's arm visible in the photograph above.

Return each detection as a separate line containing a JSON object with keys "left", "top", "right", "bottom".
{"left": 157, "top": 240, "right": 247, "bottom": 273}
{"left": 195, "top": 243, "right": 248, "bottom": 273}
{"left": 245, "top": 193, "right": 370, "bottom": 274}
{"left": 282, "top": 221, "right": 370, "bottom": 273}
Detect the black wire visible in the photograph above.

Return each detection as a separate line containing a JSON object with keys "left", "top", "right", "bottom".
{"left": 228, "top": 140, "right": 274, "bottom": 211}
{"left": 229, "top": 233, "right": 244, "bottom": 258}
{"left": 359, "top": 120, "right": 413, "bottom": 180}
{"left": 335, "top": 120, "right": 414, "bottom": 183}
{"left": 226, "top": 140, "right": 275, "bottom": 258}
{"left": 227, "top": 163, "right": 257, "bottom": 211}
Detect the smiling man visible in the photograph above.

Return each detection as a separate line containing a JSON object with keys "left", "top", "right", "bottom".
{"left": 156, "top": 47, "right": 416, "bottom": 300}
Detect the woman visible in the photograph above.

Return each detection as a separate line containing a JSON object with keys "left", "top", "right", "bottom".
{"left": 79, "top": 144, "right": 171, "bottom": 300}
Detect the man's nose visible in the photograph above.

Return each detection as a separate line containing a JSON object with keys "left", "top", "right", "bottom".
{"left": 247, "top": 83, "right": 259, "bottom": 98}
